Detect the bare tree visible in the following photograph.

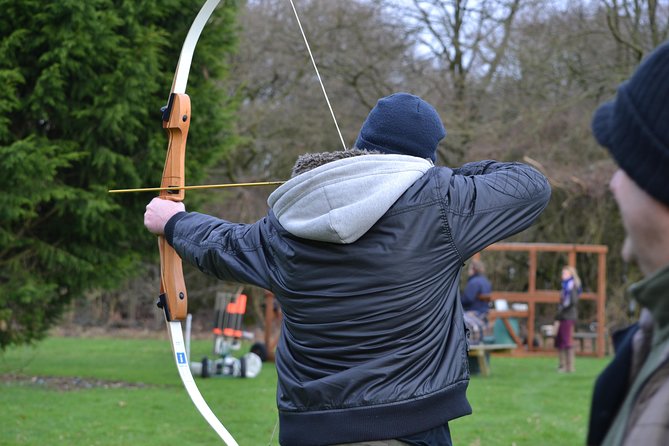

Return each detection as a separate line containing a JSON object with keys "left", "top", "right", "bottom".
{"left": 219, "top": 0, "right": 419, "bottom": 190}
{"left": 380, "top": 0, "right": 525, "bottom": 160}
{"left": 602, "top": 0, "right": 669, "bottom": 61}
{"left": 396, "top": 0, "right": 522, "bottom": 97}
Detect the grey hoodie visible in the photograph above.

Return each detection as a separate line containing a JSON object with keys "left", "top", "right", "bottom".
{"left": 269, "top": 154, "right": 432, "bottom": 244}
{"left": 165, "top": 153, "right": 551, "bottom": 446}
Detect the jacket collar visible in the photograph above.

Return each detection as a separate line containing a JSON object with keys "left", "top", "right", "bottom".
{"left": 630, "top": 263, "right": 669, "bottom": 338}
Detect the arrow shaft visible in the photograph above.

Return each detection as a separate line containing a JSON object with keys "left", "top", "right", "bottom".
{"left": 109, "top": 180, "right": 284, "bottom": 193}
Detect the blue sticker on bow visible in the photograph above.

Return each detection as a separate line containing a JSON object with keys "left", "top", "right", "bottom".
{"left": 177, "top": 352, "right": 187, "bottom": 364}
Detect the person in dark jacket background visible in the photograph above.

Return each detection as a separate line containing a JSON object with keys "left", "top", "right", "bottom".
{"left": 145, "top": 92, "right": 551, "bottom": 446}
{"left": 461, "top": 259, "right": 493, "bottom": 345}
{"left": 461, "top": 259, "right": 492, "bottom": 316}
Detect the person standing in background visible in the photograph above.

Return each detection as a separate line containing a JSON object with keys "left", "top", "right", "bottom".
{"left": 555, "top": 265, "right": 581, "bottom": 373}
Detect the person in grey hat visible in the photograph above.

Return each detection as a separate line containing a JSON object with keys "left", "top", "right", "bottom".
{"left": 587, "top": 41, "right": 669, "bottom": 446}
{"left": 145, "top": 92, "right": 551, "bottom": 445}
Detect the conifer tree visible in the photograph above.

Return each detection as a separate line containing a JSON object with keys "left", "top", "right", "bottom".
{"left": 0, "top": 0, "right": 239, "bottom": 349}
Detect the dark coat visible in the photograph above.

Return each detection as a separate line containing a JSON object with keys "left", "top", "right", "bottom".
{"left": 461, "top": 274, "right": 492, "bottom": 315}
{"left": 166, "top": 157, "right": 551, "bottom": 445}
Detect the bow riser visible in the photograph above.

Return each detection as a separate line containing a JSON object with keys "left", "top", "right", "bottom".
{"left": 158, "top": 92, "right": 191, "bottom": 322}
{"left": 160, "top": 93, "right": 191, "bottom": 202}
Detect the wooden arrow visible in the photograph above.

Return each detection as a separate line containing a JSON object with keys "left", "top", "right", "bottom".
{"left": 109, "top": 180, "right": 285, "bottom": 193}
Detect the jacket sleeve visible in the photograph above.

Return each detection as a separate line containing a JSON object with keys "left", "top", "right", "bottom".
{"left": 163, "top": 211, "right": 272, "bottom": 289}
{"left": 441, "top": 160, "right": 551, "bottom": 261}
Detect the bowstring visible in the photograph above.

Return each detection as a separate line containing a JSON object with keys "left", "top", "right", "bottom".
{"left": 265, "top": 4, "right": 347, "bottom": 444}
{"left": 288, "top": 0, "right": 348, "bottom": 151}
{"left": 266, "top": 416, "right": 279, "bottom": 445}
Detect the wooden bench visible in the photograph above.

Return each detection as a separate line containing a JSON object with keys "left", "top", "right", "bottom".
{"left": 468, "top": 343, "right": 517, "bottom": 377}
{"left": 573, "top": 332, "right": 598, "bottom": 351}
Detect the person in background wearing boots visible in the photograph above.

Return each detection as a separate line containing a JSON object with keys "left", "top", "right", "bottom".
{"left": 587, "top": 41, "right": 669, "bottom": 446}
{"left": 555, "top": 265, "right": 580, "bottom": 373}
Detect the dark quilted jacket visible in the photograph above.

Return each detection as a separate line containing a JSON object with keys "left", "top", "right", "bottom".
{"left": 165, "top": 158, "right": 551, "bottom": 445}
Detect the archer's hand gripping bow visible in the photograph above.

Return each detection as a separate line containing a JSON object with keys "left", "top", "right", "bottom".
{"left": 157, "top": 1, "right": 238, "bottom": 444}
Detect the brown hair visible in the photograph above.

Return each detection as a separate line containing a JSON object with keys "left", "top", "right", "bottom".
{"left": 470, "top": 259, "right": 486, "bottom": 275}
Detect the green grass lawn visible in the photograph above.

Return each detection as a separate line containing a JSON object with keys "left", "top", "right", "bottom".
{"left": 1, "top": 336, "right": 609, "bottom": 445}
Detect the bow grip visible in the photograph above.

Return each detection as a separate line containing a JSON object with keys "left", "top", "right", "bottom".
{"left": 158, "top": 237, "right": 188, "bottom": 321}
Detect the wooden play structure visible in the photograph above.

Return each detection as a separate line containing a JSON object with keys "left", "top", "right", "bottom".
{"left": 260, "top": 289, "right": 282, "bottom": 362}
{"left": 475, "top": 242, "right": 608, "bottom": 357}
{"left": 259, "top": 242, "right": 609, "bottom": 361}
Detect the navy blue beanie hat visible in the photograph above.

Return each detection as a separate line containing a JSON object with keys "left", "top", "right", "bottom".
{"left": 355, "top": 92, "right": 446, "bottom": 162}
{"left": 592, "top": 40, "right": 669, "bottom": 206}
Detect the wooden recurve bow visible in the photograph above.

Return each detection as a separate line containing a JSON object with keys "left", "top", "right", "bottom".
{"left": 157, "top": 1, "right": 238, "bottom": 444}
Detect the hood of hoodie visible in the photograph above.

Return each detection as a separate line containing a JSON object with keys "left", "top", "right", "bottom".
{"left": 268, "top": 153, "right": 432, "bottom": 244}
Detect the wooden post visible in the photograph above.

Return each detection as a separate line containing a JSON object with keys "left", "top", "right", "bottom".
{"left": 597, "top": 251, "right": 607, "bottom": 357}
{"left": 264, "top": 290, "right": 282, "bottom": 361}
{"left": 527, "top": 248, "right": 537, "bottom": 352}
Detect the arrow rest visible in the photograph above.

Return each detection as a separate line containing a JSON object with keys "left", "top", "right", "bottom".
{"left": 162, "top": 93, "right": 176, "bottom": 122}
